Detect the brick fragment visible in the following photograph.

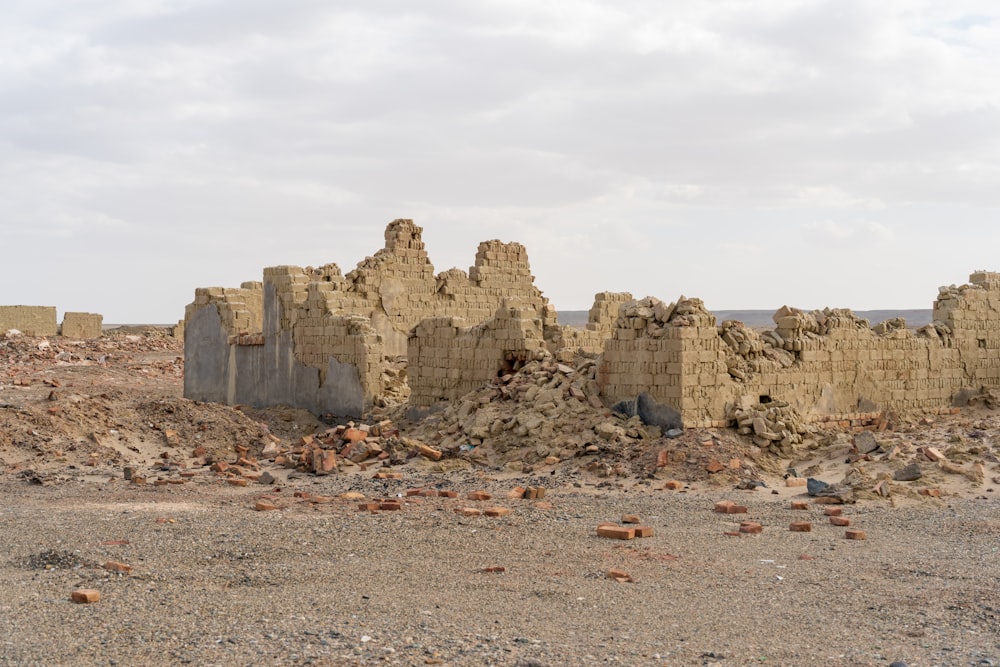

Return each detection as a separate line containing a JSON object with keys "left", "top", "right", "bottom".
{"left": 507, "top": 486, "right": 527, "bottom": 499}
{"left": 596, "top": 525, "right": 635, "bottom": 540}
{"left": 102, "top": 561, "right": 132, "bottom": 573}
{"left": 227, "top": 478, "right": 249, "bottom": 487}
{"left": 662, "top": 480, "right": 684, "bottom": 490}
{"left": 379, "top": 501, "right": 402, "bottom": 511}
{"left": 922, "top": 447, "right": 946, "bottom": 462}
{"left": 437, "top": 490, "right": 458, "bottom": 498}
{"left": 466, "top": 490, "right": 491, "bottom": 501}
{"left": 633, "top": 525, "right": 655, "bottom": 538}
{"left": 71, "top": 589, "right": 100, "bottom": 604}
{"left": 714, "top": 501, "right": 734, "bottom": 513}
{"left": 790, "top": 501, "right": 809, "bottom": 510}
{"left": 845, "top": 529, "right": 867, "bottom": 540}
{"left": 919, "top": 488, "right": 941, "bottom": 497}
{"left": 785, "top": 477, "right": 808, "bottom": 488}
{"left": 621, "top": 514, "right": 641, "bottom": 524}
{"left": 484, "top": 507, "right": 512, "bottom": 517}
{"left": 482, "top": 566, "right": 506, "bottom": 574}
{"left": 739, "top": 521, "right": 763, "bottom": 534}
{"left": 606, "top": 568, "right": 634, "bottom": 583}
{"left": 417, "top": 444, "right": 442, "bottom": 461}
{"left": 705, "top": 459, "right": 725, "bottom": 473}
{"left": 358, "top": 502, "right": 381, "bottom": 511}
{"left": 255, "top": 500, "right": 278, "bottom": 511}
{"left": 456, "top": 507, "right": 483, "bottom": 516}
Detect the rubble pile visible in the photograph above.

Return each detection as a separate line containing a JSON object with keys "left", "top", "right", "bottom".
{"left": 614, "top": 296, "right": 716, "bottom": 336}
{"left": 731, "top": 401, "right": 810, "bottom": 455}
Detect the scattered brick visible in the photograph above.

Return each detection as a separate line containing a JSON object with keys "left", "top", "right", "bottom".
{"left": 633, "top": 525, "right": 655, "bottom": 538}
{"left": 621, "top": 514, "right": 641, "bottom": 524}
{"left": 606, "top": 568, "right": 634, "bottom": 583}
{"left": 417, "top": 444, "right": 442, "bottom": 461}
{"left": 71, "top": 589, "right": 100, "bottom": 604}
{"left": 830, "top": 516, "right": 851, "bottom": 527}
{"left": 922, "top": 447, "right": 946, "bottom": 462}
{"left": 374, "top": 472, "right": 403, "bottom": 480}
{"left": 714, "top": 501, "right": 734, "bottom": 513}
{"left": 789, "top": 522, "right": 812, "bottom": 532}
{"left": 456, "top": 507, "right": 483, "bottom": 517}
{"left": 823, "top": 507, "right": 843, "bottom": 516}
{"left": 358, "top": 502, "right": 381, "bottom": 512}
{"left": 739, "top": 521, "right": 763, "bottom": 534}
{"left": 338, "top": 491, "right": 365, "bottom": 500}
{"left": 466, "top": 491, "right": 491, "bottom": 501}
{"left": 662, "top": 480, "right": 684, "bottom": 491}
{"left": 919, "top": 488, "right": 942, "bottom": 497}
{"left": 790, "top": 501, "right": 809, "bottom": 510}
{"left": 227, "top": 478, "right": 249, "bottom": 487}
{"left": 102, "top": 561, "right": 132, "bottom": 573}
{"left": 785, "top": 477, "right": 808, "bottom": 488}
{"left": 255, "top": 500, "right": 278, "bottom": 511}
{"left": 596, "top": 525, "right": 635, "bottom": 540}
{"left": 484, "top": 507, "right": 513, "bottom": 517}
{"left": 482, "top": 566, "right": 506, "bottom": 574}
{"left": 379, "top": 501, "right": 402, "bottom": 511}
{"left": 845, "top": 529, "right": 867, "bottom": 541}
{"left": 705, "top": 459, "right": 725, "bottom": 473}
{"left": 507, "top": 486, "right": 527, "bottom": 499}
{"left": 437, "top": 490, "right": 458, "bottom": 498}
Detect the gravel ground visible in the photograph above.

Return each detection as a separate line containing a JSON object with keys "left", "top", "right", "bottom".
{"left": 1, "top": 476, "right": 998, "bottom": 667}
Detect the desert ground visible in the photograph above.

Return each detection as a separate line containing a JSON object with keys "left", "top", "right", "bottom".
{"left": 1, "top": 329, "right": 998, "bottom": 667}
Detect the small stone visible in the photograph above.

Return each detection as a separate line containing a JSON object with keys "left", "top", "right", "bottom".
{"left": 806, "top": 478, "right": 829, "bottom": 496}
{"left": 894, "top": 463, "right": 922, "bottom": 482}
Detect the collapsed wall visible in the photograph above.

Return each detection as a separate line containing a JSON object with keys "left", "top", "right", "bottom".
{"left": 0, "top": 306, "right": 58, "bottom": 336}
{"left": 184, "top": 220, "right": 567, "bottom": 416}
{"left": 597, "top": 271, "right": 1000, "bottom": 427}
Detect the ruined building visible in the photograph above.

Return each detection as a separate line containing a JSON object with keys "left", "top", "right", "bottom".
{"left": 184, "top": 220, "right": 1000, "bottom": 426}
{"left": 0, "top": 306, "right": 103, "bottom": 338}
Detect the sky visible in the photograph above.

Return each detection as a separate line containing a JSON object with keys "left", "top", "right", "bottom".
{"left": 2, "top": 1, "right": 1000, "bottom": 323}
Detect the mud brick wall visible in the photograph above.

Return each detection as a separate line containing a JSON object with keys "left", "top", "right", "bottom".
{"left": 598, "top": 272, "right": 1000, "bottom": 427}
{"left": 555, "top": 292, "right": 633, "bottom": 357}
{"left": 407, "top": 303, "right": 548, "bottom": 407}
{"left": 0, "top": 306, "right": 58, "bottom": 336}
{"left": 60, "top": 312, "right": 103, "bottom": 339}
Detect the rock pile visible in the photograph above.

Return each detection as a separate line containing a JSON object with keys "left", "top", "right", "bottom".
{"left": 731, "top": 401, "right": 809, "bottom": 455}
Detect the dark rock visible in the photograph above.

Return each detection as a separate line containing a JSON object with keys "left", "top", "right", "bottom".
{"left": 611, "top": 398, "right": 637, "bottom": 418}
{"left": 853, "top": 431, "right": 880, "bottom": 455}
{"left": 806, "top": 478, "right": 829, "bottom": 496}
{"left": 894, "top": 463, "right": 922, "bottom": 482}
{"left": 636, "top": 392, "right": 683, "bottom": 431}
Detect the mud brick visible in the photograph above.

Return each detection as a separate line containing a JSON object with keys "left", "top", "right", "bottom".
{"left": 211, "top": 461, "right": 230, "bottom": 473}
{"left": 405, "top": 488, "right": 425, "bottom": 497}
{"left": 179, "top": 471, "right": 196, "bottom": 478}
{"left": 656, "top": 450, "right": 669, "bottom": 468}
{"left": 663, "top": 480, "right": 684, "bottom": 490}
{"left": 790, "top": 501, "right": 809, "bottom": 510}
{"left": 633, "top": 525, "right": 655, "bottom": 538}
{"left": 374, "top": 472, "right": 403, "bottom": 480}
{"left": 379, "top": 501, "right": 402, "bottom": 511}
{"left": 227, "top": 478, "right": 249, "bottom": 487}
{"left": 71, "top": 589, "right": 100, "bottom": 604}
{"left": 485, "top": 507, "right": 513, "bottom": 517}
{"left": 164, "top": 429, "right": 180, "bottom": 446}
{"left": 482, "top": 566, "right": 506, "bottom": 574}
{"left": 343, "top": 428, "right": 367, "bottom": 443}
{"left": 153, "top": 479, "right": 169, "bottom": 486}
{"left": 823, "top": 507, "right": 843, "bottom": 516}
{"left": 714, "top": 501, "right": 735, "bottom": 513}
{"left": 596, "top": 525, "right": 635, "bottom": 540}
{"left": 922, "top": 447, "right": 946, "bottom": 462}
{"left": 845, "top": 529, "right": 867, "bottom": 540}
{"left": 192, "top": 445, "right": 206, "bottom": 457}
{"left": 726, "top": 504, "right": 748, "bottom": 515}
{"left": 437, "top": 490, "right": 458, "bottom": 498}
{"left": 528, "top": 486, "right": 545, "bottom": 499}
{"left": 785, "top": 477, "right": 808, "bottom": 488}
{"left": 358, "top": 502, "right": 381, "bottom": 511}
{"left": 456, "top": 507, "right": 483, "bottom": 516}
{"left": 829, "top": 516, "right": 851, "bottom": 526}
{"left": 739, "top": 521, "right": 763, "bottom": 534}
{"left": 466, "top": 490, "right": 491, "bottom": 501}
{"left": 255, "top": 500, "right": 278, "bottom": 511}
{"left": 621, "top": 514, "right": 641, "bottom": 524}
{"left": 789, "top": 522, "right": 812, "bottom": 532}
{"left": 507, "top": 486, "right": 527, "bottom": 499}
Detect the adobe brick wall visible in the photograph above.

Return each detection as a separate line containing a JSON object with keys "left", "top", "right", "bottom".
{"left": 0, "top": 306, "right": 58, "bottom": 336}
{"left": 60, "top": 312, "right": 103, "bottom": 339}
{"left": 597, "top": 272, "right": 1000, "bottom": 427}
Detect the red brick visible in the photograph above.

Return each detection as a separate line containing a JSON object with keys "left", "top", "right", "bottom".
{"left": 294, "top": 491, "right": 312, "bottom": 499}
{"left": 829, "top": 516, "right": 851, "bottom": 526}
{"left": 790, "top": 501, "right": 809, "bottom": 510}
{"left": 663, "top": 480, "right": 684, "bottom": 491}
{"left": 343, "top": 428, "right": 367, "bottom": 443}
{"left": 374, "top": 472, "right": 403, "bottom": 479}
{"left": 484, "top": 507, "right": 513, "bottom": 517}
{"left": 507, "top": 486, "right": 527, "bottom": 499}
{"left": 728, "top": 458, "right": 742, "bottom": 470}
{"left": 211, "top": 461, "right": 230, "bottom": 473}
{"left": 227, "top": 478, "right": 249, "bottom": 487}
{"left": 705, "top": 459, "right": 725, "bottom": 473}
{"left": 597, "top": 525, "right": 635, "bottom": 540}
{"left": 714, "top": 501, "right": 735, "bottom": 513}
{"left": 633, "top": 525, "right": 655, "bottom": 538}
{"left": 405, "top": 488, "right": 424, "bottom": 497}
{"left": 482, "top": 566, "right": 506, "bottom": 574}
{"left": 739, "top": 521, "right": 763, "bottom": 534}
{"left": 255, "top": 500, "right": 278, "bottom": 511}
{"left": 358, "top": 502, "right": 381, "bottom": 512}
{"left": 437, "top": 490, "right": 458, "bottom": 498}
{"left": 655, "top": 450, "right": 669, "bottom": 468}
{"left": 919, "top": 488, "right": 942, "bottom": 497}
{"left": 379, "top": 501, "right": 402, "bottom": 511}
{"left": 466, "top": 490, "right": 491, "bottom": 501}
{"left": 606, "top": 568, "right": 634, "bottom": 582}
{"left": 726, "top": 504, "right": 748, "bottom": 515}
{"left": 71, "top": 589, "right": 100, "bottom": 604}
{"left": 417, "top": 444, "right": 442, "bottom": 461}
{"left": 785, "top": 477, "right": 808, "bottom": 488}
{"left": 922, "top": 447, "right": 946, "bottom": 462}
{"left": 789, "top": 522, "right": 812, "bottom": 532}
{"left": 621, "top": 514, "right": 641, "bottom": 524}
{"left": 824, "top": 507, "right": 843, "bottom": 516}
{"left": 845, "top": 529, "right": 867, "bottom": 540}
{"left": 456, "top": 507, "right": 482, "bottom": 516}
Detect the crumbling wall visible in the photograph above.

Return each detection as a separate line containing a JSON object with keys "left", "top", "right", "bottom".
{"left": 183, "top": 219, "right": 573, "bottom": 417}
{"left": 597, "top": 272, "right": 1000, "bottom": 427}
{"left": 60, "top": 312, "right": 103, "bottom": 339}
{"left": 0, "top": 306, "right": 58, "bottom": 336}
{"left": 407, "top": 301, "right": 548, "bottom": 407}
{"left": 554, "top": 292, "right": 633, "bottom": 357}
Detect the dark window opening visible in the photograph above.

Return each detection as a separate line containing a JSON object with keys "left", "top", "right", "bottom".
{"left": 759, "top": 395, "right": 772, "bottom": 404}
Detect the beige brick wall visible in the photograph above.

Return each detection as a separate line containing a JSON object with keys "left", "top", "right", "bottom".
{"left": 0, "top": 306, "right": 58, "bottom": 336}
{"left": 61, "top": 312, "right": 103, "bottom": 339}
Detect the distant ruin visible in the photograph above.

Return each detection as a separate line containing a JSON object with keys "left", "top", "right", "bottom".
{"left": 0, "top": 306, "right": 103, "bottom": 338}
{"left": 183, "top": 219, "right": 999, "bottom": 426}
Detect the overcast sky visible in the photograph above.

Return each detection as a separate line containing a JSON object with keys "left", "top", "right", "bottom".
{"left": 2, "top": 1, "right": 999, "bottom": 323}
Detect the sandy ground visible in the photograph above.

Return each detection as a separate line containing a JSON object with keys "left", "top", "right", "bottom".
{"left": 1, "top": 330, "right": 999, "bottom": 666}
